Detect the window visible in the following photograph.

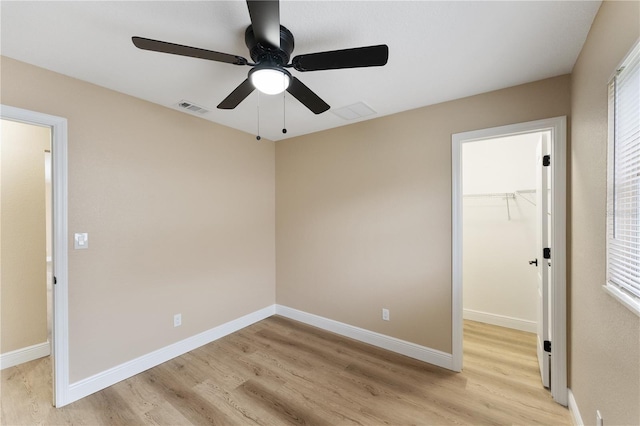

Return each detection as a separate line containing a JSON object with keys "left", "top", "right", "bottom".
{"left": 606, "top": 40, "right": 640, "bottom": 316}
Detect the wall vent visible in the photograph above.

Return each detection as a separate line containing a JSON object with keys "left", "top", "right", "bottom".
{"left": 176, "top": 100, "right": 210, "bottom": 114}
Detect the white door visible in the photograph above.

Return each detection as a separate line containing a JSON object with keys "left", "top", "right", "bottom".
{"left": 536, "top": 133, "right": 551, "bottom": 388}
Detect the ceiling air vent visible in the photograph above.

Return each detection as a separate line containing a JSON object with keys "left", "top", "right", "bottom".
{"left": 176, "top": 100, "right": 210, "bottom": 114}
{"left": 331, "top": 102, "right": 376, "bottom": 120}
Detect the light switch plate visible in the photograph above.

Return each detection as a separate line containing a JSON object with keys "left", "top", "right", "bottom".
{"left": 74, "top": 233, "right": 88, "bottom": 249}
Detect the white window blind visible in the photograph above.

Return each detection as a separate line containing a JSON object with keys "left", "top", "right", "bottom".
{"left": 607, "top": 40, "right": 640, "bottom": 314}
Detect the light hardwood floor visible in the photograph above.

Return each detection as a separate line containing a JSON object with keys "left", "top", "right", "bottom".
{"left": 1, "top": 317, "right": 570, "bottom": 425}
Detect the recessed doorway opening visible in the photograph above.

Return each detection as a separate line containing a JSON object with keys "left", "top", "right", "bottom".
{"left": 0, "top": 105, "right": 69, "bottom": 407}
{"left": 452, "top": 116, "right": 567, "bottom": 406}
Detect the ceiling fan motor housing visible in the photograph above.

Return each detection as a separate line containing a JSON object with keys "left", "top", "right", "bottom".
{"left": 245, "top": 25, "right": 295, "bottom": 66}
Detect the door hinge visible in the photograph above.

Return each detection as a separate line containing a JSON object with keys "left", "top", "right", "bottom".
{"left": 543, "top": 155, "right": 551, "bottom": 166}
{"left": 544, "top": 340, "right": 551, "bottom": 353}
{"left": 54, "top": 276, "right": 57, "bottom": 285}
{"left": 543, "top": 248, "right": 551, "bottom": 259}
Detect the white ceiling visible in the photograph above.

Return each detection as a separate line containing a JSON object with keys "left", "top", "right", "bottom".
{"left": 1, "top": 1, "right": 600, "bottom": 141}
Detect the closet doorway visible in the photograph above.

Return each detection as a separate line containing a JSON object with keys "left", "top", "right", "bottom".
{"left": 461, "top": 133, "right": 541, "bottom": 335}
{"left": 451, "top": 117, "right": 567, "bottom": 406}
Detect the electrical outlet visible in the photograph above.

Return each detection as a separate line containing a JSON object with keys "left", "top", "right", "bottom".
{"left": 382, "top": 308, "right": 390, "bottom": 321}
{"left": 596, "top": 410, "right": 603, "bottom": 426}
{"left": 173, "top": 313, "right": 182, "bottom": 327}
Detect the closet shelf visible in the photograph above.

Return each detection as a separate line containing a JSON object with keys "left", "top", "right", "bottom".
{"left": 463, "top": 192, "right": 516, "bottom": 199}
{"left": 463, "top": 189, "right": 538, "bottom": 220}
{"left": 515, "top": 189, "right": 536, "bottom": 206}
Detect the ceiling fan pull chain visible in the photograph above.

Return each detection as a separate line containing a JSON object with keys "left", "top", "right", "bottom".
{"left": 282, "top": 88, "right": 287, "bottom": 134}
{"left": 256, "top": 93, "right": 261, "bottom": 140}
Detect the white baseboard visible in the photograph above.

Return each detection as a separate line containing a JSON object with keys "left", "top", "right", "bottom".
{"left": 568, "top": 389, "right": 584, "bottom": 426}
{"left": 0, "top": 341, "right": 50, "bottom": 370}
{"left": 463, "top": 308, "right": 537, "bottom": 333}
{"left": 67, "top": 305, "right": 275, "bottom": 405}
{"left": 65, "top": 304, "right": 456, "bottom": 405}
{"left": 276, "top": 305, "right": 453, "bottom": 370}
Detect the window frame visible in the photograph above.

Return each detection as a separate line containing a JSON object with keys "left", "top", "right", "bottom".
{"left": 604, "top": 39, "right": 640, "bottom": 317}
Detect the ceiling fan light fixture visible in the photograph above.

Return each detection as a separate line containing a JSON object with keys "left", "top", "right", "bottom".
{"left": 249, "top": 66, "right": 291, "bottom": 95}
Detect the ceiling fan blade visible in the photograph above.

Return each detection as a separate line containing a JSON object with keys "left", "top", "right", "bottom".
{"left": 246, "top": 0, "right": 281, "bottom": 48}
{"left": 292, "top": 45, "right": 389, "bottom": 72}
{"left": 286, "top": 77, "right": 330, "bottom": 114}
{"left": 217, "top": 79, "right": 255, "bottom": 110}
{"left": 132, "top": 37, "right": 248, "bottom": 65}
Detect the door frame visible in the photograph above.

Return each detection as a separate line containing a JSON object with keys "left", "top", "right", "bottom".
{"left": 451, "top": 116, "right": 567, "bottom": 406}
{"left": 1, "top": 104, "right": 70, "bottom": 407}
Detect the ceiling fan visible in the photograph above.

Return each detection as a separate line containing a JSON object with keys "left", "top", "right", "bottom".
{"left": 132, "top": 0, "right": 389, "bottom": 115}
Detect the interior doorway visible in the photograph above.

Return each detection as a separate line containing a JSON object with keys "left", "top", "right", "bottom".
{"left": 0, "top": 104, "right": 69, "bottom": 407}
{"left": 1, "top": 119, "right": 51, "bottom": 362}
{"left": 451, "top": 116, "right": 567, "bottom": 406}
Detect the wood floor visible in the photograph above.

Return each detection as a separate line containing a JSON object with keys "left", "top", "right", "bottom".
{"left": 1, "top": 317, "right": 570, "bottom": 425}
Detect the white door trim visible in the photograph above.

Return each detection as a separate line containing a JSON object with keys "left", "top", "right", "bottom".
{"left": 1, "top": 104, "right": 70, "bottom": 407}
{"left": 451, "top": 116, "right": 567, "bottom": 406}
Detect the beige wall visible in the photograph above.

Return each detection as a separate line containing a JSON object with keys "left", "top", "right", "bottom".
{"left": 276, "top": 75, "right": 570, "bottom": 352}
{"left": 0, "top": 56, "right": 276, "bottom": 382}
{"left": 570, "top": 1, "right": 640, "bottom": 425}
{"left": 1, "top": 119, "right": 50, "bottom": 354}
